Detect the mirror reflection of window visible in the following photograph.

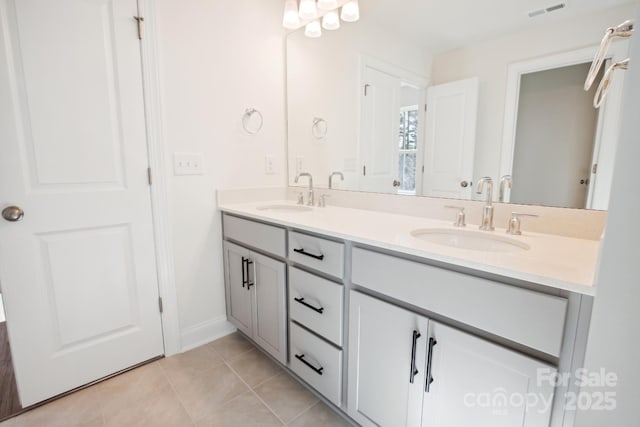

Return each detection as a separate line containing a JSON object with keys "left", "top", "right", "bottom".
{"left": 398, "top": 106, "right": 418, "bottom": 195}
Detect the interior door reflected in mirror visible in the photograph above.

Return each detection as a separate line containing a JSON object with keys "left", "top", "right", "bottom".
{"left": 286, "top": 0, "right": 636, "bottom": 210}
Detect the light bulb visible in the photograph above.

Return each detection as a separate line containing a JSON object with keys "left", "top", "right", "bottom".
{"left": 341, "top": 0, "right": 360, "bottom": 22}
{"left": 305, "top": 19, "right": 322, "bottom": 38}
{"left": 282, "top": 0, "right": 300, "bottom": 29}
{"left": 299, "top": 0, "right": 317, "bottom": 20}
{"left": 322, "top": 10, "right": 340, "bottom": 30}
{"left": 317, "top": 0, "right": 338, "bottom": 10}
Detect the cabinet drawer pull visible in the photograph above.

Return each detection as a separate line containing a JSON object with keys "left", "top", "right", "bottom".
{"left": 293, "top": 248, "right": 325, "bottom": 260}
{"left": 425, "top": 337, "right": 437, "bottom": 392}
{"left": 409, "top": 330, "right": 421, "bottom": 384}
{"left": 294, "top": 297, "right": 325, "bottom": 314}
{"left": 295, "top": 353, "right": 324, "bottom": 375}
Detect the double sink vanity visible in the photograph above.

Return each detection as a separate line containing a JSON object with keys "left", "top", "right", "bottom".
{"left": 219, "top": 189, "right": 599, "bottom": 427}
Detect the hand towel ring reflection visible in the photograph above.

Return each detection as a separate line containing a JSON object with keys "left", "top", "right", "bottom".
{"left": 242, "top": 108, "right": 263, "bottom": 135}
{"left": 594, "top": 58, "right": 629, "bottom": 108}
{"left": 585, "top": 19, "right": 634, "bottom": 91}
{"left": 312, "top": 117, "right": 327, "bottom": 139}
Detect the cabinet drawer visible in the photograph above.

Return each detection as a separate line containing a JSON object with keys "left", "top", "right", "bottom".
{"left": 289, "top": 267, "right": 343, "bottom": 346}
{"left": 290, "top": 322, "right": 342, "bottom": 407}
{"left": 352, "top": 248, "right": 568, "bottom": 357}
{"left": 288, "top": 231, "right": 344, "bottom": 278}
{"left": 223, "top": 214, "right": 285, "bottom": 257}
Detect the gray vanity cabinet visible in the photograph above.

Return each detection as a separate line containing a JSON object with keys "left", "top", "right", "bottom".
{"left": 348, "top": 290, "right": 557, "bottom": 427}
{"left": 223, "top": 229, "right": 287, "bottom": 365}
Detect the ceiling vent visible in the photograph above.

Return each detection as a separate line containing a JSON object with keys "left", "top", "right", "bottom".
{"left": 528, "top": 2, "right": 567, "bottom": 18}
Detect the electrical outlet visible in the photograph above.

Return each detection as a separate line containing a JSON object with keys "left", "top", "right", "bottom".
{"left": 296, "top": 156, "right": 304, "bottom": 174}
{"left": 265, "top": 156, "right": 275, "bottom": 175}
{"left": 173, "top": 152, "right": 204, "bottom": 175}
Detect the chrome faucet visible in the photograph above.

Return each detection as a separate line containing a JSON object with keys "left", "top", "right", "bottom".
{"left": 328, "top": 171, "right": 344, "bottom": 189}
{"left": 476, "top": 177, "right": 495, "bottom": 231}
{"left": 295, "top": 172, "right": 314, "bottom": 206}
{"left": 499, "top": 175, "right": 512, "bottom": 203}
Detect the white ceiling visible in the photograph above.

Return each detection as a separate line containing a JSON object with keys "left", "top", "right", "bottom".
{"left": 362, "top": 0, "right": 637, "bottom": 53}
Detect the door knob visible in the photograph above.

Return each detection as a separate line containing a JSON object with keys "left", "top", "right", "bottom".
{"left": 460, "top": 180, "right": 469, "bottom": 188}
{"left": 392, "top": 180, "right": 401, "bottom": 187}
{"left": 2, "top": 206, "right": 24, "bottom": 222}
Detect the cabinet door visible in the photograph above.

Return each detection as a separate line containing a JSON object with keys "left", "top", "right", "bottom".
{"left": 348, "top": 291, "right": 428, "bottom": 427}
{"left": 223, "top": 242, "right": 252, "bottom": 336}
{"left": 251, "top": 251, "right": 287, "bottom": 365}
{"left": 422, "top": 322, "right": 556, "bottom": 427}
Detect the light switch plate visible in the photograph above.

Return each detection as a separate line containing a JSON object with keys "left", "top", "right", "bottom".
{"left": 173, "top": 152, "right": 204, "bottom": 175}
{"left": 265, "top": 156, "right": 275, "bottom": 175}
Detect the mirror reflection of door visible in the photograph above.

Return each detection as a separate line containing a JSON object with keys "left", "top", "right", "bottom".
{"left": 422, "top": 78, "right": 479, "bottom": 199}
{"left": 359, "top": 62, "right": 426, "bottom": 194}
{"left": 510, "top": 62, "right": 604, "bottom": 209}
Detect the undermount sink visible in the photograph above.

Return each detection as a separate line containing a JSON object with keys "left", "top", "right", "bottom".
{"left": 256, "top": 204, "right": 313, "bottom": 213}
{"left": 410, "top": 228, "right": 530, "bottom": 253}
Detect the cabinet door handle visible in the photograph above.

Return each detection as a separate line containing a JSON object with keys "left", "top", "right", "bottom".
{"left": 295, "top": 353, "right": 324, "bottom": 375}
{"left": 425, "top": 337, "right": 437, "bottom": 392}
{"left": 293, "top": 248, "right": 325, "bottom": 261}
{"left": 409, "top": 330, "right": 421, "bottom": 384}
{"left": 246, "top": 259, "right": 254, "bottom": 290}
{"left": 294, "top": 297, "right": 324, "bottom": 314}
{"left": 241, "top": 257, "right": 247, "bottom": 288}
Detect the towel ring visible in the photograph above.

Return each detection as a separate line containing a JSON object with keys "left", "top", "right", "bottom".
{"left": 242, "top": 108, "right": 263, "bottom": 135}
{"left": 312, "top": 117, "right": 327, "bottom": 139}
{"left": 594, "top": 58, "right": 629, "bottom": 108}
{"left": 585, "top": 20, "right": 634, "bottom": 91}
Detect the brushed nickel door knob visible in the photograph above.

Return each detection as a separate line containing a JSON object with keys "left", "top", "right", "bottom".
{"left": 2, "top": 206, "right": 24, "bottom": 222}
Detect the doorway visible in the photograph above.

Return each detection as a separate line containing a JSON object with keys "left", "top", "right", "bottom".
{"left": 510, "top": 62, "right": 602, "bottom": 209}
{"left": 0, "top": 294, "right": 21, "bottom": 421}
{"left": 0, "top": 0, "right": 166, "bottom": 409}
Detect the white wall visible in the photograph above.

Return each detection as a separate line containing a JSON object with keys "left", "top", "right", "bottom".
{"left": 287, "top": 20, "right": 431, "bottom": 190}
{"left": 431, "top": 4, "right": 636, "bottom": 193}
{"left": 156, "top": 0, "right": 287, "bottom": 348}
{"left": 576, "top": 4, "right": 640, "bottom": 425}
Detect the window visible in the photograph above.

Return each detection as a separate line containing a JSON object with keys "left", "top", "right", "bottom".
{"left": 398, "top": 105, "right": 419, "bottom": 195}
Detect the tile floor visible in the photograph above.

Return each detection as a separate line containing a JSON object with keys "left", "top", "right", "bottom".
{"left": 0, "top": 333, "right": 352, "bottom": 427}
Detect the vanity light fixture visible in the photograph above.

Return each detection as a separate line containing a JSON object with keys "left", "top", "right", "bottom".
{"left": 299, "top": 0, "right": 318, "bottom": 20}
{"left": 341, "top": 0, "right": 360, "bottom": 22}
{"left": 283, "top": 0, "right": 301, "bottom": 29}
{"left": 322, "top": 10, "right": 340, "bottom": 30}
{"left": 318, "top": 0, "right": 338, "bottom": 10}
{"left": 305, "top": 19, "right": 322, "bottom": 38}
{"left": 283, "top": 0, "right": 359, "bottom": 38}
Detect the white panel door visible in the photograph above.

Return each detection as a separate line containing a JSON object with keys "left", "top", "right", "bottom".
{"left": 251, "top": 252, "right": 286, "bottom": 365}
{"left": 422, "top": 78, "right": 479, "bottom": 199}
{"left": 0, "top": 0, "right": 164, "bottom": 406}
{"left": 359, "top": 66, "right": 401, "bottom": 194}
{"left": 223, "top": 242, "right": 253, "bottom": 337}
{"left": 348, "top": 291, "right": 428, "bottom": 427}
{"left": 422, "top": 322, "right": 556, "bottom": 427}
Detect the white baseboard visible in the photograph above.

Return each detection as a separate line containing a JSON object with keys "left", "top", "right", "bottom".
{"left": 179, "top": 315, "right": 236, "bottom": 352}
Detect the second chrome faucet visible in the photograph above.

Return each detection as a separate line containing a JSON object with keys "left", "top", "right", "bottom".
{"left": 476, "top": 177, "right": 495, "bottom": 231}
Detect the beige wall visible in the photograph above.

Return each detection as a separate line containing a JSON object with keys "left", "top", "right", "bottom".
{"left": 156, "top": 0, "right": 287, "bottom": 347}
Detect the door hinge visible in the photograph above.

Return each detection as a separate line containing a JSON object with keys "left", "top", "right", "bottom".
{"left": 592, "top": 163, "right": 598, "bottom": 174}
{"left": 422, "top": 165, "right": 425, "bottom": 173}
{"left": 147, "top": 167, "right": 152, "bottom": 185}
{"left": 158, "top": 297, "right": 163, "bottom": 313}
{"left": 134, "top": 16, "right": 144, "bottom": 40}
{"left": 363, "top": 165, "right": 367, "bottom": 176}
{"left": 424, "top": 104, "right": 427, "bottom": 112}
{"left": 364, "top": 84, "right": 371, "bottom": 96}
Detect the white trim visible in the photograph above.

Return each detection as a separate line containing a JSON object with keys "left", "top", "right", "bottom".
{"left": 499, "top": 43, "right": 629, "bottom": 206}
{"left": 138, "top": 0, "right": 181, "bottom": 356}
{"left": 180, "top": 316, "right": 236, "bottom": 352}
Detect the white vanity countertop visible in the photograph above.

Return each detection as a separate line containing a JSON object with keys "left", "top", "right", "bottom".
{"left": 219, "top": 201, "right": 600, "bottom": 296}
